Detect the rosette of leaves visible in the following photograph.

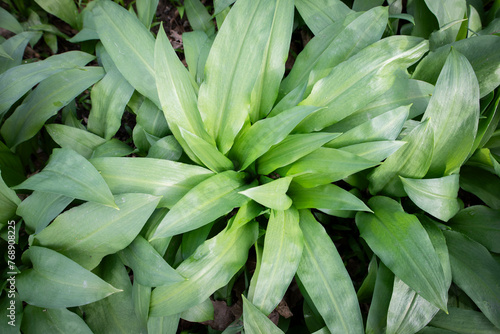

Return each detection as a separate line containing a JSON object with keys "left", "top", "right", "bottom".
{"left": 1, "top": 0, "right": 500, "bottom": 333}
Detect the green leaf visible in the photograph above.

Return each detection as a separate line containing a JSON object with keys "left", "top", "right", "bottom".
{"left": 368, "top": 119, "right": 434, "bottom": 196}
{"left": 341, "top": 141, "right": 407, "bottom": 162}
{"left": 46, "top": 124, "right": 106, "bottom": 159}
{"left": 295, "top": 37, "right": 429, "bottom": 133}
{"left": 179, "top": 127, "right": 234, "bottom": 172}
{"left": 197, "top": 0, "right": 281, "bottom": 153}
{"left": 118, "top": 235, "right": 185, "bottom": 286}
{"left": 0, "top": 51, "right": 95, "bottom": 118}
{"left": 0, "top": 32, "right": 41, "bottom": 73}
{"left": 249, "top": 207, "right": 303, "bottom": 314}
{"left": 91, "top": 139, "right": 135, "bottom": 158}
{"left": 14, "top": 148, "right": 116, "bottom": 208}
{"left": 422, "top": 49, "right": 480, "bottom": 176}
{"left": 297, "top": 210, "right": 364, "bottom": 334}
{"left": 34, "top": 0, "right": 80, "bottom": 28}
{"left": 401, "top": 175, "right": 460, "bottom": 222}
{"left": 242, "top": 295, "right": 285, "bottom": 334}
{"left": 147, "top": 315, "right": 180, "bottom": 334}
{"left": 0, "top": 170, "right": 20, "bottom": 224}
{"left": 257, "top": 133, "right": 340, "bottom": 175}
{"left": 150, "top": 222, "right": 258, "bottom": 316}
{"left": 183, "top": 30, "right": 209, "bottom": 80}
{"left": 366, "top": 261, "right": 394, "bottom": 334}
{"left": 428, "top": 307, "right": 500, "bottom": 334}
{"left": 356, "top": 196, "right": 448, "bottom": 311}
{"left": 240, "top": 177, "right": 293, "bottom": 211}
{"left": 460, "top": 166, "right": 500, "bottom": 209}
{"left": 146, "top": 135, "right": 182, "bottom": 161}
{"left": 90, "top": 157, "right": 213, "bottom": 208}
{"left": 353, "top": 0, "right": 385, "bottom": 11}
{"left": 81, "top": 255, "right": 147, "bottom": 334}
{"left": 1, "top": 67, "right": 104, "bottom": 149}
{"left": 17, "top": 246, "right": 120, "bottom": 308}
{"left": 447, "top": 206, "right": 500, "bottom": 253}
{"left": 92, "top": 0, "right": 159, "bottom": 106}
{"left": 136, "top": 0, "right": 159, "bottom": 28}
{"left": 386, "top": 277, "right": 439, "bottom": 334}
{"left": 185, "top": 0, "right": 215, "bottom": 34}
{"left": 180, "top": 298, "right": 214, "bottom": 322}
{"left": 16, "top": 191, "right": 72, "bottom": 234}
{"left": 280, "top": 147, "right": 379, "bottom": 188}
{"left": 444, "top": 230, "right": 500, "bottom": 328}
{"left": 87, "top": 66, "right": 134, "bottom": 140}
{"left": 0, "top": 7, "right": 24, "bottom": 34}
{"left": 289, "top": 182, "right": 371, "bottom": 213}
{"left": 150, "top": 171, "right": 251, "bottom": 240}
{"left": 294, "top": 0, "right": 352, "bottom": 35}
{"left": 155, "top": 25, "right": 213, "bottom": 163}
{"left": 34, "top": 193, "right": 160, "bottom": 270}
{"left": 326, "top": 78, "right": 434, "bottom": 133}
{"left": 413, "top": 36, "right": 500, "bottom": 98}
{"left": 425, "top": 0, "right": 466, "bottom": 44}
{"left": 249, "top": 0, "right": 295, "bottom": 120}
{"left": 0, "top": 292, "right": 22, "bottom": 333}
{"left": 21, "top": 306, "right": 93, "bottom": 334}
{"left": 326, "top": 105, "right": 409, "bottom": 148}
{"left": 231, "top": 106, "right": 319, "bottom": 170}
{"left": 131, "top": 282, "right": 150, "bottom": 327}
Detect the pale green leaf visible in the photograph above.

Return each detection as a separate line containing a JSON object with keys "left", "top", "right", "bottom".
{"left": 368, "top": 119, "right": 434, "bottom": 196}
{"left": 297, "top": 210, "right": 364, "bottom": 334}
{"left": 132, "top": 282, "right": 150, "bottom": 327}
{"left": 147, "top": 135, "right": 182, "bottom": 161}
{"left": 92, "top": 0, "right": 159, "bottom": 106}
{"left": 17, "top": 246, "right": 120, "bottom": 308}
{"left": 150, "top": 171, "right": 251, "bottom": 240}
{"left": 257, "top": 133, "right": 340, "bottom": 175}
{"left": 356, "top": 196, "right": 448, "bottom": 311}
{"left": 326, "top": 105, "right": 409, "bottom": 148}
{"left": 147, "top": 315, "right": 180, "bottom": 334}
{"left": 0, "top": 7, "right": 24, "bottom": 34}
{"left": 91, "top": 139, "right": 135, "bottom": 158}
{"left": 185, "top": 0, "right": 215, "bottom": 34}
{"left": 34, "top": 193, "right": 160, "bottom": 270}
{"left": 183, "top": 30, "right": 209, "bottom": 80}
{"left": 197, "top": 0, "right": 280, "bottom": 153}
{"left": 425, "top": 0, "right": 466, "bottom": 43}
{"left": 16, "top": 191, "right": 72, "bottom": 234}
{"left": 0, "top": 32, "right": 41, "bottom": 73}
{"left": 447, "top": 206, "right": 500, "bottom": 253}
{"left": 401, "top": 175, "right": 460, "bottom": 221}
{"left": 118, "top": 235, "right": 185, "bottom": 286}
{"left": 136, "top": 0, "right": 159, "bottom": 28}
{"left": 0, "top": 50, "right": 95, "bottom": 118}
{"left": 428, "top": 307, "right": 500, "bottom": 334}
{"left": 90, "top": 157, "right": 213, "bottom": 208}
{"left": 280, "top": 147, "right": 379, "bottom": 188}
{"left": 341, "top": 141, "right": 407, "bottom": 162}
{"left": 46, "top": 124, "right": 106, "bottom": 159}
{"left": 21, "top": 306, "right": 93, "bottom": 334}
{"left": 288, "top": 182, "right": 371, "bottom": 213}
{"left": 240, "top": 177, "right": 292, "bottom": 211}
{"left": 249, "top": 208, "right": 303, "bottom": 314}
{"left": 444, "top": 230, "right": 500, "bottom": 328}
{"left": 1, "top": 67, "right": 104, "bottom": 149}
{"left": 14, "top": 148, "right": 116, "bottom": 208}
{"left": 180, "top": 298, "right": 214, "bottom": 322}
{"left": 422, "top": 49, "right": 480, "bottom": 176}
{"left": 294, "top": 0, "right": 352, "bottom": 35}
{"left": 242, "top": 295, "right": 285, "bottom": 334}
{"left": 34, "top": 0, "right": 80, "bottom": 28}
{"left": 150, "top": 222, "right": 258, "bottom": 316}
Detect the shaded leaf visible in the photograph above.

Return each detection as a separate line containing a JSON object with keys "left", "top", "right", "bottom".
{"left": 34, "top": 0, "right": 80, "bottom": 28}
{"left": 21, "top": 306, "right": 93, "bottom": 334}
{"left": 0, "top": 170, "right": 20, "bottom": 225}
{"left": 294, "top": 0, "right": 352, "bottom": 35}
{"left": 46, "top": 124, "right": 106, "bottom": 159}
{"left": 180, "top": 298, "right": 214, "bottom": 322}
{"left": 428, "top": 307, "right": 500, "bottom": 334}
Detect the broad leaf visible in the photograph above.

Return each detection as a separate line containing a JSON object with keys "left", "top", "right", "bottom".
{"left": 444, "top": 230, "right": 500, "bottom": 328}
{"left": 242, "top": 295, "right": 285, "bottom": 334}
{"left": 460, "top": 166, "right": 500, "bottom": 210}
{"left": 280, "top": 147, "right": 379, "bottom": 188}
{"left": 422, "top": 48, "right": 480, "bottom": 177}
{"left": 184, "top": 0, "right": 215, "bottom": 34}
{"left": 288, "top": 182, "right": 371, "bottom": 213}
{"left": 17, "top": 246, "right": 120, "bottom": 308}
{"left": 240, "top": 177, "right": 293, "bottom": 211}
{"left": 136, "top": 0, "right": 159, "bottom": 28}
{"left": 14, "top": 148, "right": 116, "bottom": 208}
{"left": 257, "top": 133, "right": 340, "bottom": 175}
{"left": 0, "top": 170, "right": 20, "bottom": 224}
{"left": 341, "top": 141, "right": 406, "bottom": 162}
{"left": 401, "top": 175, "right": 460, "bottom": 222}
{"left": 16, "top": 191, "right": 72, "bottom": 234}
{"left": 34, "top": 193, "right": 160, "bottom": 270}
{"left": 150, "top": 222, "right": 258, "bottom": 316}
{"left": 366, "top": 262, "right": 394, "bottom": 334}
{"left": 21, "top": 306, "right": 93, "bottom": 334}
{"left": 34, "top": 0, "right": 80, "bottom": 28}
{"left": 46, "top": 124, "right": 106, "bottom": 159}
{"left": 90, "top": 157, "right": 213, "bottom": 208}
{"left": 0, "top": 7, "right": 23, "bottom": 34}
{"left": 0, "top": 31, "right": 41, "bottom": 73}
{"left": 356, "top": 197, "right": 448, "bottom": 311}
{"left": 118, "top": 235, "right": 185, "bottom": 286}
{"left": 249, "top": 208, "right": 303, "bottom": 314}
{"left": 294, "top": 0, "right": 352, "bottom": 35}
{"left": 92, "top": 1, "right": 159, "bottom": 106}
{"left": 1, "top": 67, "right": 104, "bottom": 149}
{"left": 428, "top": 307, "right": 500, "bottom": 334}
{"left": 447, "top": 206, "right": 500, "bottom": 253}
{"left": 197, "top": 0, "right": 280, "bottom": 153}
{"left": 150, "top": 171, "right": 251, "bottom": 240}
{"left": 297, "top": 210, "right": 364, "bottom": 334}
{"left": 180, "top": 298, "right": 214, "bottom": 322}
